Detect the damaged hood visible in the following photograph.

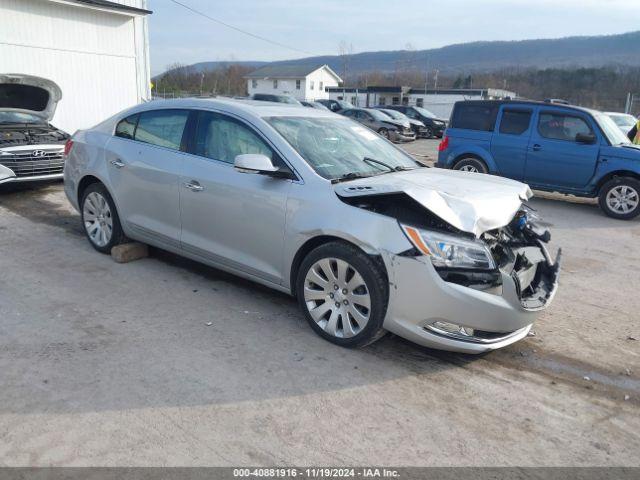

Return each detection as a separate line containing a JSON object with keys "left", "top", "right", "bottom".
{"left": 335, "top": 168, "right": 533, "bottom": 236}
{"left": 0, "top": 74, "right": 62, "bottom": 122}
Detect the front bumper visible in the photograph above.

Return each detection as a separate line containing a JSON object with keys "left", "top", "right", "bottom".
{"left": 381, "top": 250, "right": 560, "bottom": 354}
{"left": 390, "top": 130, "right": 416, "bottom": 143}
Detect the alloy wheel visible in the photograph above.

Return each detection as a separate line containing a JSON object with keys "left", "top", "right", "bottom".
{"left": 303, "top": 258, "right": 371, "bottom": 338}
{"left": 83, "top": 192, "right": 113, "bottom": 247}
{"left": 459, "top": 165, "right": 479, "bottom": 173}
{"left": 606, "top": 185, "right": 639, "bottom": 214}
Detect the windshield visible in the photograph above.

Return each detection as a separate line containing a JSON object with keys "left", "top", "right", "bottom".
{"left": 596, "top": 114, "right": 631, "bottom": 145}
{"left": 0, "top": 111, "right": 44, "bottom": 124}
{"left": 608, "top": 114, "right": 636, "bottom": 129}
{"left": 380, "top": 109, "right": 405, "bottom": 120}
{"left": 413, "top": 107, "right": 437, "bottom": 118}
{"left": 368, "top": 109, "right": 395, "bottom": 121}
{"left": 267, "top": 116, "right": 421, "bottom": 180}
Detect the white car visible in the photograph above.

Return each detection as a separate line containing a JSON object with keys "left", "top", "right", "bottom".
{"left": 604, "top": 112, "right": 637, "bottom": 135}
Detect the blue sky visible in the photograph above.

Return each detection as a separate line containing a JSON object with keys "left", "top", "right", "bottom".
{"left": 148, "top": 0, "right": 640, "bottom": 74}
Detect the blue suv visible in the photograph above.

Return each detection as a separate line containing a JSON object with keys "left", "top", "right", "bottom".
{"left": 436, "top": 100, "right": 640, "bottom": 219}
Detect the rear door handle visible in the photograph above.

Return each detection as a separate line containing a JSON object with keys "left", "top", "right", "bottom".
{"left": 183, "top": 180, "right": 203, "bottom": 192}
{"left": 531, "top": 144, "right": 542, "bottom": 152}
{"left": 110, "top": 159, "right": 125, "bottom": 168}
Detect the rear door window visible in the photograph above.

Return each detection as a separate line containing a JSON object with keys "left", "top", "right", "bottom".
{"left": 134, "top": 110, "right": 189, "bottom": 150}
{"left": 451, "top": 104, "right": 499, "bottom": 131}
{"left": 499, "top": 109, "right": 532, "bottom": 135}
{"left": 115, "top": 114, "right": 139, "bottom": 140}
{"left": 538, "top": 112, "right": 592, "bottom": 142}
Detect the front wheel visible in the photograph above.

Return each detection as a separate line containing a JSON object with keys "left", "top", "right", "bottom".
{"left": 81, "top": 183, "right": 126, "bottom": 253}
{"left": 296, "top": 242, "right": 388, "bottom": 348}
{"left": 377, "top": 128, "right": 390, "bottom": 140}
{"left": 598, "top": 177, "right": 640, "bottom": 220}
{"left": 423, "top": 126, "right": 434, "bottom": 139}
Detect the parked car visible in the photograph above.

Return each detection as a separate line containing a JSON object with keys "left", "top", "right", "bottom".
{"left": 301, "top": 100, "right": 329, "bottom": 110}
{"left": 437, "top": 100, "right": 640, "bottom": 219}
{"left": 604, "top": 112, "right": 637, "bottom": 135}
{"left": 250, "top": 93, "right": 301, "bottom": 105}
{"left": 316, "top": 99, "right": 354, "bottom": 112}
{"left": 375, "top": 107, "right": 429, "bottom": 138}
{"left": 0, "top": 74, "right": 70, "bottom": 185}
{"left": 384, "top": 105, "right": 447, "bottom": 138}
{"left": 64, "top": 98, "right": 560, "bottom": 353}
{"left": 340, "top": 108, "right": 415, "bottom": 143}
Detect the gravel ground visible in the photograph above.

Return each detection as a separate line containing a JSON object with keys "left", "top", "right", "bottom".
{"left": 0, "top": 141, "right": 638, "bottom": 466}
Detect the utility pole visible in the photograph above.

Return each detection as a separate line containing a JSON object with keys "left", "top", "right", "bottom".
{"left": 424, "top": 56, "right": 429, "bottom": 94}
{"left": 433, "top": 69, "right": 439, "bottom": 91}
{"left": 200, "top": 72, "right": 205, "bottom": 97}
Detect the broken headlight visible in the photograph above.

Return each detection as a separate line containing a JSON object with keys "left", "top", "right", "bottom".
{"left": 401, "top": 225, "right": 496, "bottom": 270}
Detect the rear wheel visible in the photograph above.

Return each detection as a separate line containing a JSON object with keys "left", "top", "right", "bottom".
{"left": 80, "top": 183, "right": 125, "bottom": 253}
{"left": 423, "top": 126, "right": 434, "bottom": 139}
{"left": 598, "top": 177, "right": 640, "bottom": 220}
{"left": 296, "top": 242, "right": 388, "bottom": 348}
{"left": 453, "top": 157, "right": 488, "bottom": 174}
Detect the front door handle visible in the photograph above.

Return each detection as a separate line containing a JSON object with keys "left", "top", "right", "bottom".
{"left": 110, "top": 159, "right": 125, "bottom": 168}
{"left": 183, "top": 180, "right": 204, "bottom": 192}
{"left": 531, "top": 144, "right": 542, "bottom": 152}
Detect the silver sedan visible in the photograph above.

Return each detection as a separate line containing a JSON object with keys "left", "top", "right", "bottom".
{"left": 63, "top": 98, "right": 560, "bottom": 353}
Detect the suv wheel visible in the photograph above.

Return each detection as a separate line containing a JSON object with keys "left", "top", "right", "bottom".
{"left": 81, "top": 183, "right": 126, "bottom": 253}
{"left": 296, "top": 242, "right": 388, "bottom": 348}
{"left": 598, "top": 177, "right": 640, "bottom": 220}
{"left": 453, "top": 157, "right": 488, "bottom": 174}
{"left": 423, "top": 126, "right": 434, "bottom": 138}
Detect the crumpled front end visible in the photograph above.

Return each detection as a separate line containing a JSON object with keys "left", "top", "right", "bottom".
{"left": 382, "top": 208, "right": 561, "bottom": 354}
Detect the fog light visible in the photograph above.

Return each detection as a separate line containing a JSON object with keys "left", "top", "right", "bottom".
{"left": 427, "top": 321, "right": 475, "bottom": 338}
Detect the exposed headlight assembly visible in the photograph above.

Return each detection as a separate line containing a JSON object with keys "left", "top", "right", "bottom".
{"left": 401, "top": 225, "right": 496, "bottom": 270}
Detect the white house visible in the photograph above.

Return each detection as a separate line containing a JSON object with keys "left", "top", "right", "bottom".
{"left": 0, "top": 0, "right": 152, "bottom": 133}
{"left": 326, "top": 86, "right": 517, "bottom": 119}
{"left": 245, "top": 64, "right": 342, "bottom": 102}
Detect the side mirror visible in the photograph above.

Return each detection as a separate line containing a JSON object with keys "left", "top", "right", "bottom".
{"left": 234, "top": 154, "right": 278, "bottom": 174}
{"left": 575, "top": 132, "right": 596, "bottom": 144}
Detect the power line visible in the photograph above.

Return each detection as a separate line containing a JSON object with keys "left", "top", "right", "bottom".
{"left": 167, "top": 0, "right": 317, "bottom": 57}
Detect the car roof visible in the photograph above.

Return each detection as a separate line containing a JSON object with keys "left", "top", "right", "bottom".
{"left": 130, "top": 97, "right": 337, "bottom": 120}
{"left": 455, "top": 99, "right": 601, "bottom": 116}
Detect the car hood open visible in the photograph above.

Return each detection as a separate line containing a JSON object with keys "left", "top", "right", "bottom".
{"left": 0, "top": 74, "right": 62, "bottom": 122}
{"left": 334, "top": 168, "right": 533, "bottom": 237}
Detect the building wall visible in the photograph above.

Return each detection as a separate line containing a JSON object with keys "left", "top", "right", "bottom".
{"left": 0, "top": 0, "right": 151, "bottom": 132}
{"left": 247, "top": 67, "right": 340, "bottom": 101}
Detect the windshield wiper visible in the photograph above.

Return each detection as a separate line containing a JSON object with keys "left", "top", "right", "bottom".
{"left": 363, "top": 156, "right": 396, "bottom": 172}
{"left": 331, "top": 172, "right": 378, "bottom": 184}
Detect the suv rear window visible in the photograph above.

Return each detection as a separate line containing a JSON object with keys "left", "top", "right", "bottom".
{"left": 451, "top": 104, "right": 499, "bottom": 131}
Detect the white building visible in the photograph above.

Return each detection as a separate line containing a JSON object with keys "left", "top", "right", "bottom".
{"left": 0, "top": 0, "right": 152, "bottom": 133}
{"left": 245, "top": 64, "right": 342, "bottom": 102}
{"left": 327, "top": 86, "right": 517, "bottom": 120}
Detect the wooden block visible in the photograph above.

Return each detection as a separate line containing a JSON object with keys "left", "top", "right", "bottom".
{"left": 111, "top": 242, "right": 148, "bottom": 264}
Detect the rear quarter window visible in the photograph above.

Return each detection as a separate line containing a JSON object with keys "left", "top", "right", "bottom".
{"left": 451, "top": 104, "right": 499, "bottom": 132}
{"left": 115, "top": 114, "right": 138, "bottom": 140}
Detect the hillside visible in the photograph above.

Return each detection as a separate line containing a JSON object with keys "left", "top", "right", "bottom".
{"left": 168, "top": 31, "right": 640, "bottom": 77}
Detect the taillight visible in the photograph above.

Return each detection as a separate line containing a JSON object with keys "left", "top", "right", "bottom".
{"left": 64, "top": 139, "right": 74, "bottom": 156}
{"left": 438, "top": 135, "right": 449, "bottom": 152}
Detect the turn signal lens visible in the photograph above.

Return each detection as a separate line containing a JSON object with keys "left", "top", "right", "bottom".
{"left": 401, "top": 225, "right": 432, "bottom": 256}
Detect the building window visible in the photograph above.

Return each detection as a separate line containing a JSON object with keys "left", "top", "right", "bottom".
{"left": 392, "top": 97, "right": 400, "bottom": 105}
{"left": 319, "top": 81, "right": 323, "bottom": 92}
{"left": 416, "top": 98, "right": 424, "bottom": 107}
{"left": 337, "top": 96, "right": 343, "bottom": 100}
{"left": 251, "top": 80, "right": 257, "bottom": 89}
{"left": 379, "top": 97, "right": 386, "bottom": 106}
{"left": 402, "top": 97, "right": 409, "bottom": 105}
{"left": 296, "top": 80, "right": 301, "bottom": 90}
{"left": 310, "top": 81, "right": 314, "bottom": 90}
{"left": 273, "top": 79, "right": 278, "bottom": 89}
{"left": 351, "top": 96, "right": 357, "bottom": 105}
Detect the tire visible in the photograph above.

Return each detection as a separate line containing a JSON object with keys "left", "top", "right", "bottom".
{"left": 453, "top": 157, "right": 489, "bottom": 174}
{"left": 598, "top": 177, "right": 640, "bottom": 220}
{"left": 80, "top": 182, "right": 126, "bottom": 253}
{"left": 296, "top": 241, "right": 388, "bottom": 348}
{"left": 423, "top": 126, "right": 434, "bottom": 139}
{"left": 377, "top": 128, "right": 389, "bottom": 140}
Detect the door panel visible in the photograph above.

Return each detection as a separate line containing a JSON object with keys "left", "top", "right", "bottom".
{"left": 490, "top": 108, "right": 533, "bottom": 181}
{"left": 104, "top": 109, "right": 189, "bottom": 246}
{"left": 179, "top": 111, "right": 291, "bottom": 283}
{"left": 525, "top": 110, "right": 600, "bottom": 189}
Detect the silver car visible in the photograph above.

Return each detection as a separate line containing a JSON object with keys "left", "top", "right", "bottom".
{"left": 64, "top": 98, "right": 561, "bottom": 353}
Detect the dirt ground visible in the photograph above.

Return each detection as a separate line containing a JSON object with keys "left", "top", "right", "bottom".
{"left": 0, "top": 139, "right": 638, "bottom": 466}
